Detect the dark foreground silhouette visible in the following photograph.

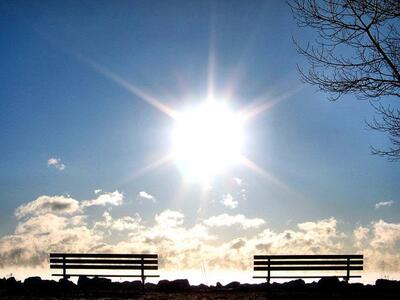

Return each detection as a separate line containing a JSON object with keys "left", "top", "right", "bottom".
{"left": 1, "top": 276, "right": 400, "bottom": 299}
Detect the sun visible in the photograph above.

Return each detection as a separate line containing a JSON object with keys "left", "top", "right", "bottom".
{"left": 171, "top": 99, "right": 244, "bottom": 184}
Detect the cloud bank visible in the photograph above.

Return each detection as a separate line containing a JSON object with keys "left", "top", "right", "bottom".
{"left": 1, "top": 192, "right": 400, "bottom": 280}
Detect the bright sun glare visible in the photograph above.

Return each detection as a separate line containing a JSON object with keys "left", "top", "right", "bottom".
{"left": 171, "top": 99, "right": 244, "bottom": 184}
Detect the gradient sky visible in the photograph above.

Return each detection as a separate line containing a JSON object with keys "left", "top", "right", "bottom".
{"left": 0, "top": 0, "right": 399, "bottom": 283}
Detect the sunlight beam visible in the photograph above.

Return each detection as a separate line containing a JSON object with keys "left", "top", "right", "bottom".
{"left": 241, "top": 86, "right": 302, "bottom": 121}
{"left": 207, "top": 30, "right": 216, "bottom": 100}
{"left": 239, "top": 155, "right": 291, "bottom": 192}
{"left": 79, "top": 56, "right": 178, "bottom": 119}
{"left": 117, "top": 154, "right": 173, "bottom": 189}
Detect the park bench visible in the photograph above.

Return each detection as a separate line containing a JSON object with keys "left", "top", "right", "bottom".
{"left": 253, "top": 254, "right": 363, "bottom": 283}
{"left": 50, "top": 253, "right": 159, "bottom": 287}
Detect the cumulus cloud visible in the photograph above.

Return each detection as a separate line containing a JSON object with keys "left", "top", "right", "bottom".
{"left": 0, "top": 213, "right": 100, "bottom": 268}
{"left": 221, "top": 194, "right": 238, "bottom": 209}
{"left": 2, "top": 193, "right": 400, "bottom": 278}
{"left": 155, "top": 210, "right": 184, "bottom": 227}
{"left": 94, "top": 189, "right": 102, "bottom": 195}
{"left": 94, "top": 211, "right": 142, "bottom": 233}
{"left": 15, "top": 195, "right": 80, "bottom": 219}
{"left": 138, "top": 191, "right": 156, "bottom": 203}
{"left": 375, "top": 200, "right": 395, "bottom": 209}
{"left": 370, "top": 220, "right": 400, "bottom": 248}
{"left": 245, "top": 217, "right": 346, "bottom": 257}
{"left": 354, "top": 226, "right": 370, "bottom": 247}
{"left": 81, "top": 191, "right": 123, "bottom": 208}
{"left": 203, "top": 214, "right": 265, "bottom": 229}
{"left": 47, "top": 157, "right": 65, "bottom": 171}
{"left": 354, "top": 220, "right": 400, "bottom": 273}
{"left": 15, "top": 191, "right": 123, "bottom": 220}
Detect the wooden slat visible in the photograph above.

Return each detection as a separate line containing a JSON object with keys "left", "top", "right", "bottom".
{"left": 50, "top": 258, "right": 158, "bottom": 265}
{"left": 254, "top": 266, "right": 363, "bottom": 271}
{"left": 254, "top": 260, "right": 363, "bottom": 266}
{"left": 254, "top": 255, "right": 363, "bottom": 260}
{"left": 50, "top": 265, "right": 158, "bottom": 270}
{"left": 49, "top": 253, "right": 157, "bottom": 258}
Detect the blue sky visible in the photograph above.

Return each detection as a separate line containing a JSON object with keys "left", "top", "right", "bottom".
{"left": 0, "top": 0, "right": 399, "bottom": 283}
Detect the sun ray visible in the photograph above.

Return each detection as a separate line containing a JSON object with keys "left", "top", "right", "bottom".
{"left": 78, "top": 55, "right": 178, "bottom": 119}
{"left": 239, "top": 155, "right": 291, "bottom": 192}
{"left": 207, "top": 7, "right": 217, "bottom": 100}
{"left": 241, "top": 86, "right": 302, "bottom": 121}
{"left": 116, "top": 154, "right": 173, "bottom": 189}
{"left": 207, "top": 34, "right": 216, "bottom": 100}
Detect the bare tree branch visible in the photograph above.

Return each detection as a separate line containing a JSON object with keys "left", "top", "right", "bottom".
{"left": 288, "top": 0, "right": 400, "bottom": 160}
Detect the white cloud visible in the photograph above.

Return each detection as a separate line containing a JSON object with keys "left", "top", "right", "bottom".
{"left": 3, "top": 192, "right": 400, "bottom": 278}
{"left": 15, "top": 195, "right": 80, "bottom": 219}
{"left": 94, "top": 211, "right": 142, "bottom": 232}
{"left": 353, "top": 226, "right": 370, "bottom": 247}
{"left": 138, "top": 191, "right": 156, "bottom": 203}
{"left": 233, "top": 177, "right": 243, "bottom": 186}
{"left": 248, "top": 217, "right": 345, "bottom": 255}
{"left": 375, "top": 200, "right": 395, "bottom": 209}
{"left": 370, "top": 220, "right": 400, "bottom": 248}
{"left": 47, "top": 157, "right": 65, "bottom": 171}
{"left": 203, "top": 214, "right": 265, "bottom": 229}
{"left": 15, "top": 191, "right": 124, "bottom": 220}
{"left": 221, "top": 193, "right": 238, "bottom": 209}
{"left": 155, "top": 210, "right": 184, "bottom": 227}
{"left": 94, "top": 189, "right": 102, "bottom": 195}
{"left": 354, "top": 220, "right": 400, "bottom": 273}
{"left": 81, "top": 191, "right": 123, "bottom": 208}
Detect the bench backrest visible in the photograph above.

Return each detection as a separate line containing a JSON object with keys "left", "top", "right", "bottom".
{"left": 50, "top": 253, "right": 158, "bottom": 284}
{"left": 254, "top": 254, "right": 363, "bottom": 282}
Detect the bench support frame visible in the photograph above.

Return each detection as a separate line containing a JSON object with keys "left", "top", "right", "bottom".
{"left": 253, "top": 254, "right": 363, "bottom": 283}
{"left": 50, "top": 253, "right": 159, "bottom": 290}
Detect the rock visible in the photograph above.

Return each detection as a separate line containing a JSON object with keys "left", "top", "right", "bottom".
{"left": 145, "top": 282, "right": 156, "bottom": 291}
{"left": 216, "top": 281, "right": 223, "bottom": 289}
{"left": 157, "top": 279, "right": 191, "bottom": 292}
{"left": 77, "top": 276, "right": 90, "bottom": 288}
{"left": 77, "top": 276, "right": 111, "bottom": 290}
{"left": 192, "top": 283, "right": 209, "bottom": 291}
{"left": 24, "top": 276, "right": 42, "bottom": 289}
{"left": 58, "top": 278, "right": 76, "bottom": 291}
{"left": 225, "top": 281, "right": 241, "bottom": 289}
{"left": 173, "top": 279, "right": 191, "bottom": 291}
{"left": 5, "top": 277, "right": 20, "bottom": 290}
{"left": 128, "top": 280, "right": 143, "bottom": 290}
{"left": 282, "top": 279, "right": 306, "bottom": 290}
{"left": 376, "top": 279, "right": 400, "bottom": 290}
{"left": 317, "top": 277, "right": 341, "bottom": 290}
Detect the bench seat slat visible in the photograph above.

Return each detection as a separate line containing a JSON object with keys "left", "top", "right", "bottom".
{"left": 254, "top": 266, "right": 363, "bottom": 271}
{"left": 50, "top": 258, "right": 158, "bottom": 265}
{"left": 254, "top": 260, "right": 363, "bottom": 266}
{"left": 50, "top": 253, "right": 157, "bottom": 258}
{"left": 50, "top": 265, "right": 158, "bottom": 270}
{"left": 254, "top": 255, "right": 362, "bottom": 260}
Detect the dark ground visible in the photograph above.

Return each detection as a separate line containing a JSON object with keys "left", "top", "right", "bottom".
{"left": 1, "top": 276, "right": 400, "bottom": 299}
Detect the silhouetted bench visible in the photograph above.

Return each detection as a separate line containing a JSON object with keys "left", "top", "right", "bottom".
{"left": 50, "top": 253, "right": 159, "bottom": 288}
{"left": 253, "top": 254, "right": 363, "bottom": 283}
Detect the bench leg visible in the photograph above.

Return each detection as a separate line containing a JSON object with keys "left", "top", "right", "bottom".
{"left": 141, "top": 258, "right": 145, "bottom": 291}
